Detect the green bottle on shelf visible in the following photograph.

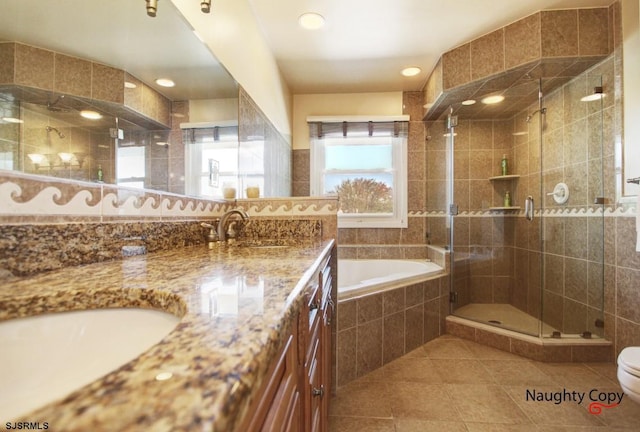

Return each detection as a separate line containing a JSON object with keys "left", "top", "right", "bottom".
{"left": 97, "top": 164, "right": 104, "bottom": 182}
{"left": 501, "top": 154, "right": 508, "bottom": 176}
{"left": 504, "top": 190, "right": 511, "bottom": 207}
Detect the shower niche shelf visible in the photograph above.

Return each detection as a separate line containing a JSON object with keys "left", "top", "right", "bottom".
{"left": 489, "top": 174, "right": 520, "bottom": 181}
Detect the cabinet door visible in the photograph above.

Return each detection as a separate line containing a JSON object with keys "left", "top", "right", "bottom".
{"left": 307, "top": 336, "right": 322, "bottom": 432}
{"left": 240, "top": 327, "right": 301, "bottom": 432}
{"left": 321, "top": 291, "right": 333, "bottom": 431}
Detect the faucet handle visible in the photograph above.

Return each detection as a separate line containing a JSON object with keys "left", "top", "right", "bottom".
{"left": 201, "top": 221, "right": 219, "bottom": 242}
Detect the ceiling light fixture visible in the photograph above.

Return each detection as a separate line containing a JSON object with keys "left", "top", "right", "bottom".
{"left": 298, "top": 12, "right": 325, "bottom": 30}
{"left": 481, "top": 95, "right": 505, "bottom": 105}
{"left": 146, "top": 0, "right": 158, "bottom": 17}
{"left": 155, "top": 78, "right": 175, "bottom": 88}
{"left": 147, "top": 0, "right": 212, "bottom": 17}
{"left": 401, "top": 67, "right": 421, "bottom": 77}
{"left": 461, "top": 99, "right": 476, "bottom": 106}
{"left": 581, "top": 86, "right": 605, "bottom": 102}
{"left": 58, "top": 152, "right": 74, "bottom": 165}
{"left": 80, "top": 110, "right": 102, "bottom": 120}
{"left": 27, "top": 153, "right": 46, "bottom": 166}
{"left": 2, "top": 116, "right": 23, "bottom": 123}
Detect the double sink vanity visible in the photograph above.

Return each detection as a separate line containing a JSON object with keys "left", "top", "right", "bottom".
{"left": 0, "top": 238, "right": 336, "bottom": 431}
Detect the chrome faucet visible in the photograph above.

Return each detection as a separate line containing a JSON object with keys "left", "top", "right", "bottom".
{"left": 218, "top": 209, "right": 249, "bottom": 242}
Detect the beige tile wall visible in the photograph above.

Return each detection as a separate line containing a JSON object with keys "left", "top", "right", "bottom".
{"left": 293, "top": 91, "right": 431, "bottom": 260}
{"left": 0, "top": 41, "right": 170, "bottom": 127}
{"left": 336, "top": 274, "right": 449, "bottom": 387}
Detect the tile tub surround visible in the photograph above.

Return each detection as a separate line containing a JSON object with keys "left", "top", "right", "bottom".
{"left": 336, "top": 273, "right": 450, "bottom": 388}
{"left": 0, "top": 240, "right": 335, "bottom": 430}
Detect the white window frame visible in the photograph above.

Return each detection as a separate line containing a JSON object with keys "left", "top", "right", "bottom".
{"left": 309, "top": 115, "right": 408, "bottom": 229}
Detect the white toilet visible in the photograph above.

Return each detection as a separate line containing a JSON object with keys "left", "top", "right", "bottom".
{"left": 617, "top": 347, "right": 640, "bottom": 404}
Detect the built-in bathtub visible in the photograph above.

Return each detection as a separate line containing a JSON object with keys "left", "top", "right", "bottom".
{"left": 338, "top": 259, "right": 444, "bottom": 300}
{"left": 335, "top": 258, "right": 448, "bottom": 387}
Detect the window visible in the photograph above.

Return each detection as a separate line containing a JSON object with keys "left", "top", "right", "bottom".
{"left": 116, "top": 145, "right": 146, "bottom": 189}
{"left": 309, "top": 116, "right": 409, "bottom": 228}
{"left": 183, "top": 126, "right": 240, "bottom": 198}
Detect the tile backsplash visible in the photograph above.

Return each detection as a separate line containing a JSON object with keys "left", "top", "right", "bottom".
{"left": 0, "top": 170, "right": 338, "bottom": 280}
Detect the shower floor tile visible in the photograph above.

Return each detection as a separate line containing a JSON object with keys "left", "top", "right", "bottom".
{"left": 329, "top": 335, "right": 638, "bottom": 431}
{"left": 454, "top": 303, "right": 557, "bottom": 336}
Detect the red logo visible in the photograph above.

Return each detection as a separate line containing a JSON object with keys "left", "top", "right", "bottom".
{"left": 588, "top": 401, "right": 619, "bottom": 415}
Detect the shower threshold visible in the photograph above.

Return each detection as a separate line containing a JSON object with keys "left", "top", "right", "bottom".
{"left": 446, "top": 306, "right": 612, "bottom": 362}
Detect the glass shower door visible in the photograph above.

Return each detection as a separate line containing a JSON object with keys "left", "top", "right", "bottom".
{"left": 539, "top": 74, "right": 606, "bottom": 339}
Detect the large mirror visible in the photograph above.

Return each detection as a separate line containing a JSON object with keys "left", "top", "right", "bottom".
{"left": 0, "top": 0, "right": 239, "bottom": 196}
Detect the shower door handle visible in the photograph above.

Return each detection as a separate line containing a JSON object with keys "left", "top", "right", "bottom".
{"left": 525, "top": 196, "right": 534, "bottom": 221}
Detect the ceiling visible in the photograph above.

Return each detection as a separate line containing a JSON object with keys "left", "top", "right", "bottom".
{"left": 0, "top": 0, "right": 615, "bottom": 101}
{"left": 0, "top": 0, "right": 237, "bottom": 101}
{"left": 247, "top": 0, "right": 614, "bottom": 94}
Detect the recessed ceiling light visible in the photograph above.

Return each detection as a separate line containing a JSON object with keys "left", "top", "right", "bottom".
{"left": 481, "top": 95, "right": 505, "bottom": 105}
{"left": 155, "top": 78, "right": 175, "bottom": 87}
{"left": 298, "top": 12, "right": 325, "bottom": 30}
{"left": 124, "top": 81, "right": 137, "bottom": 89}
{"left": 401, "top": 67, "right": 421, "bottom": 77}
{"left": 581, "top": 93, "right": 605, "bottom": 102}
{"left": 461, "top": 99, "right": 476, "bottom": 106}
{"left": 2, "top": 117, "right": 23, "bottom": 123}
{"left": 80, "top": 110, "right": 102, "bottom": 120}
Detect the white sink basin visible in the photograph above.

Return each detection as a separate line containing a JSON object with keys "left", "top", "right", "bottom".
{"left": 0, "top": 308, "right": 180, "bottom": 421}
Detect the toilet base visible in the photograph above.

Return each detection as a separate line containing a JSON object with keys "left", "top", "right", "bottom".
{"left": 617, "top": 368, "right": 640, "bottom": 404}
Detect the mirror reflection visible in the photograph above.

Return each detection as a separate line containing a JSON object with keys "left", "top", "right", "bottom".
{"left": 0, "top": 0, "right": 239, "bottom": 196}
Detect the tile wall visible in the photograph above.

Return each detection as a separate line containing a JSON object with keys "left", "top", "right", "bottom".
{"left": 336, "top": 273, "right": 449, "bottom": 387}
{"left": 239, "top": 88, "right": 292, "bottom": 198}
{"left": 0, "top": 42, "right": 172, "bottom": 126}
{"left": 424, "top": 7, "right": 611, "bottom": 120}
{"left": 293, "top": 91, "right": 434, "bottom": 260}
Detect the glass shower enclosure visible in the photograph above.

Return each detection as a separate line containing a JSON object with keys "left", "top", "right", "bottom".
{"left": 442, "top": 74, "right": 606, "bottom": 339}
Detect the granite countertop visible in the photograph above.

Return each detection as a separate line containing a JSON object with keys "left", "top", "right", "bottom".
{"left": 0, "top": 239, "right": 335, "bottom": 431}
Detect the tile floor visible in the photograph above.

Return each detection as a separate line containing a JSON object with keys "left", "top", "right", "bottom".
{"left": 329, "top": 335, "right": 640, "bottom": 431}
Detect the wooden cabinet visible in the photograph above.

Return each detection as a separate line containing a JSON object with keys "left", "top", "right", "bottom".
{"left": 303, "top": 253, "right": 333, "bottom": 432}
{"left": 238, "top": 245, "right": 335, "bottom": 432}
{"left": 239, "top": 327, "right": 302, "bottom": 432}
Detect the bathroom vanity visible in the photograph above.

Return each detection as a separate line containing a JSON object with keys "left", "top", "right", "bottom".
{"left": 0, "top": 239, "right": 336, "bottom": 431}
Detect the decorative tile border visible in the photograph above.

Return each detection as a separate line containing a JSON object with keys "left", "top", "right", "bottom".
{"left": 0, "top": 171, "right": 340, "bottom": 278}
{"left": 0, "top": 171, "right": 228, "bottom": 223}
{"left": 410, "top": 206, "right": 636, "bottom": 218}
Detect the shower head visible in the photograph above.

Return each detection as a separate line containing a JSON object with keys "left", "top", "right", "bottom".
{"left": 46, "top": 126, "right": 65, "bottom": 139}
{"left": 525, "top": 107, "right": 547, "bottom": 123}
